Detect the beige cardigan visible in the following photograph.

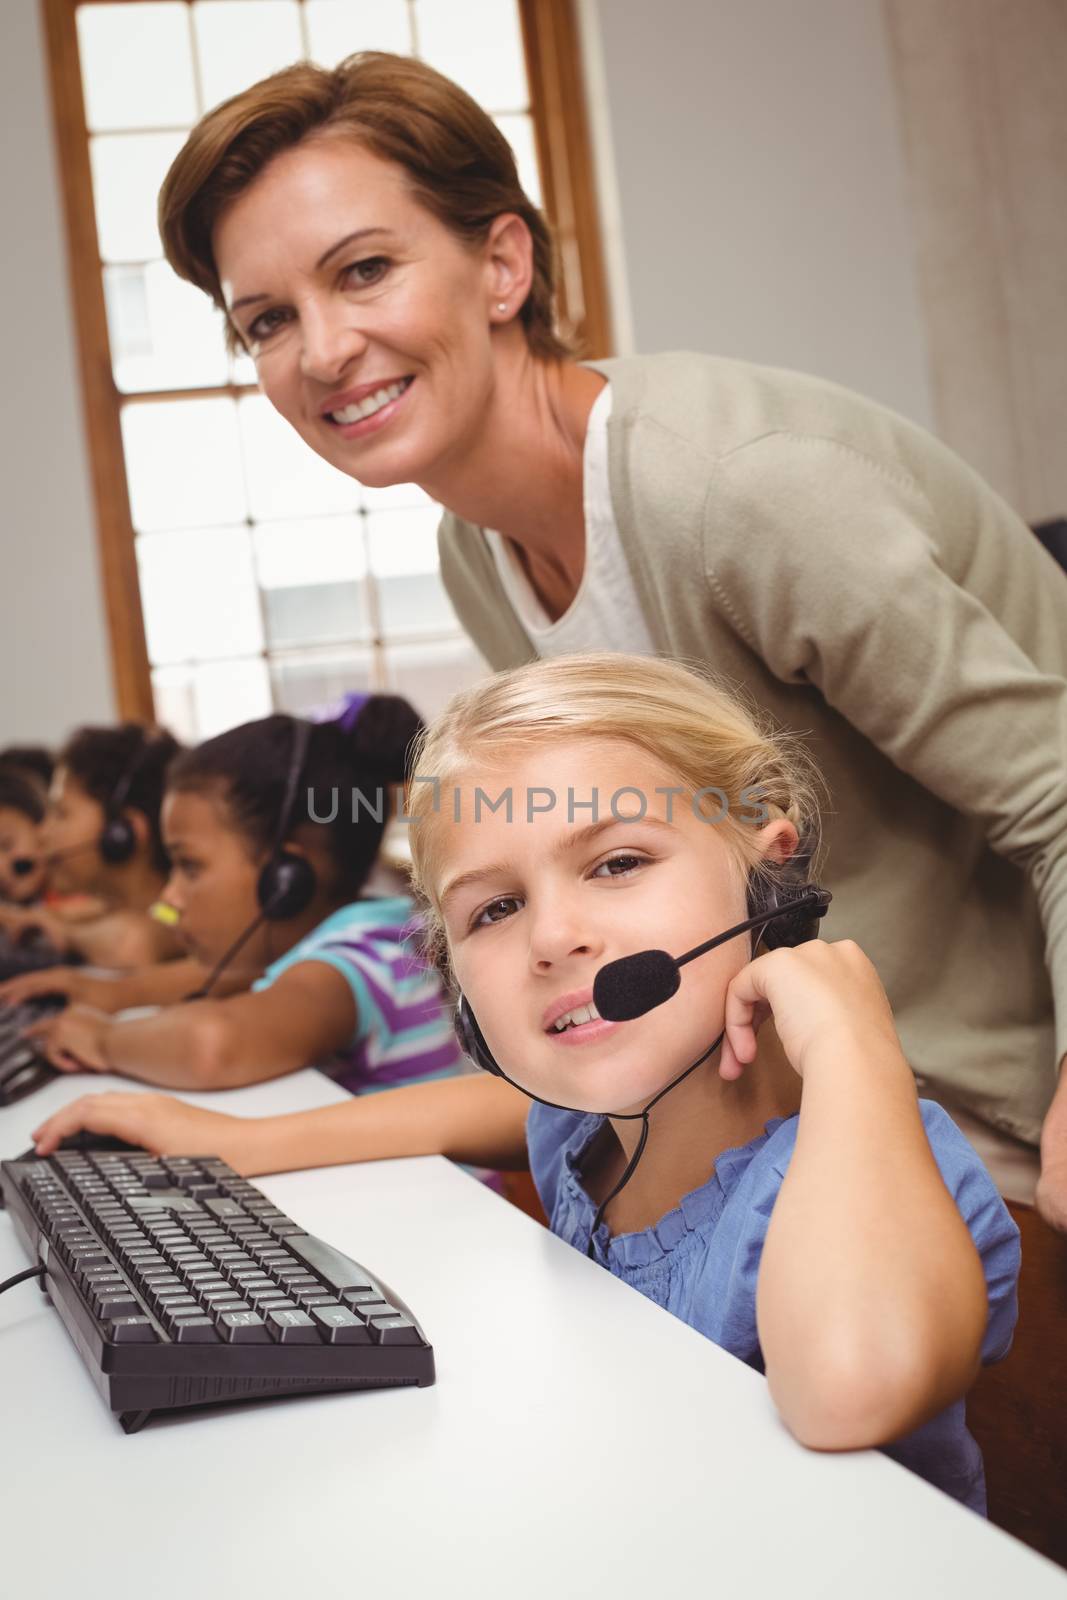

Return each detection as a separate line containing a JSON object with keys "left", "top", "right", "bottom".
{"left": 438, "top": 352, "right": 1067, "bottom": 1145}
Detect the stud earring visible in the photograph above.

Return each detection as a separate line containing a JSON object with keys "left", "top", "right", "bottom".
{"left": 496, "top": 302, "right": 507, "bottom": 313}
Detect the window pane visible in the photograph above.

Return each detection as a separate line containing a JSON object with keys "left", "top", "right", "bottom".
{"left": 106, "top": 263, "right": 229, "bottom": 392}
{"left": 366, "top": 506, "right": 460, "bottom": 635}
{"left": 495, "top": 114, "right": 541, "bottom": 207}
{"left": 231, "top": 348, "right": 258, "bottom": 387}
{"left": 193, "top": 657, "right": 274, "bottom": 738}
{"left": 137, "top": 526, "right": 264, "bottom": 664}
{"left": 305, "top": 0, "right": 412, "bottom": 66}
{"left": 123, "top": 398, "right": 246, "bottom": 531}
{"left": 90, "top": 132, "right": 189, "bottom": 263}
{"left": 416, "top": 0, "right": 528, "bottom": 112}
{"left": 270, "top": 647, "right": 376, "bottom": 716}
{"left": 239, "top": 395, "right": 360, "bottom": 520}
{"left": 78, "top": 3, "right": 198, "bottom": 133}
{"left": 254, "top": 516, "right": 370, "bottom": 648}
{"left": 192, "top": 1, "right": 304, "bottom": 112}
{"left": 151, "top": 665, "right": 199, "bottom": 745}
{"left": 382, "top": 636, "right": 489, "bottom": 722}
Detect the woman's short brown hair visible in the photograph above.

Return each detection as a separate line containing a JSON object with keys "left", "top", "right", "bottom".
{"left": 159, "top": 51, "right": 571, "bottom": 361}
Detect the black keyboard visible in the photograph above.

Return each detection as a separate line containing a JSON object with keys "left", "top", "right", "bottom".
{"left": 0, "top": 1146, "right": 434, "bottom": 1431}
{"left": 0, "top": 1000, "right": 61, "bottom": 1105}
{"left": 0, "top": 930, "right": 78, "bottom": 982}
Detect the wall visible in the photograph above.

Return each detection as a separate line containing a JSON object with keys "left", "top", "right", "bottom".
{"left": 885, "top": 0, "right": 1067, "bottom": 521}
{"left": 0, "top": 0, "right": 114, "bottom": 747}
{"left": 583, "top": 0, "right": 935, "bottom": 426}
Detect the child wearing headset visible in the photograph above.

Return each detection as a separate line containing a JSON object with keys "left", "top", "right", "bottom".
{"left": 32, "top": 656, "right": 1019, "bottom": 1510}
{"left": 23, "top": 700, "right": 467, "bottom": 1098}
{"left": 0, "top": 764, "right": 49, "bottom": 907}
{"left": 0, "top": 725, "right": 183, "bottom": 968}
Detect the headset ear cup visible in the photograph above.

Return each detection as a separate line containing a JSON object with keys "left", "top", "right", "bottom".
{"left": 257, "top": 850, "right": 317, "bottom": 921}
{"left": 99, "top": 816, "right": 137, "bottom": 866}
{"left": 455, "top": 996, "right": 503, "bottom": 1077}
{"left": 746, "top": 876, "right": 830, "bottom": 950}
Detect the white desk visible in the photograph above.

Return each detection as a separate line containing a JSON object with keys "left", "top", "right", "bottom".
{"left": 2, "top": 1072, "right": 1065, "bottom": 1600}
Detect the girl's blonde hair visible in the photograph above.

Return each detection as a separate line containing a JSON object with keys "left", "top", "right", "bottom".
{"left": 407, "top": 653, "right": 825, "bottom": 976}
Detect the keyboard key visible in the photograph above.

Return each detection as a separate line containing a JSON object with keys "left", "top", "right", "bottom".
{"left": 107, "top": 1317, "right": 158, "bottom": 1343}
{"left": 310, "top": 1305, "right": 373, "bottom": 1345}
{"left": 219, "top": 1311, "right": 271, "bottom": 1343}
{"left": 369, "top": 1316, "right": 422, "bottom": 1346}
{"left": 172, "top": 1318, "right": 220, "bottom": 1343}
{"left": 265, "top": 1309, "right": 322, "bottom": 1343}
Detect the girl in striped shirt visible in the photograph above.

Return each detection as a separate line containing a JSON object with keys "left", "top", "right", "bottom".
{"left": 22, "top": 700, "right": 464, "bottom": 1099}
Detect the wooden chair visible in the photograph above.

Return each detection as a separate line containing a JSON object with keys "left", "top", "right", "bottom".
{"left": 966, "top": 1201, "right": 1067, "bottom": 1568}
{"left": 499, "top": 1169, "right": 548, "bottom": 1226}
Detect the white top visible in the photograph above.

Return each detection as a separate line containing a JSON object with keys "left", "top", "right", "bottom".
{"left": 2, "top": 1072, "right": 1063, "bottom": 1598}
{"left": 486, "top": 382, "right": 656, "bottom": 655}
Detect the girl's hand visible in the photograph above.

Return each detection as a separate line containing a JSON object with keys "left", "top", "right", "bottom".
{"left": 719, "top": 939, "right": 900, "bottom": 1081}
{"left": 0, "top": 967, "right": 105, "bottom": 1010}
{"left": 0, "top": 904, "right": 67, "bottom": 947}
{"left": 23, "top": 1004, "right": 113, "bottom": 1073}
{"left": 31, "top": 1091, "right": 255, "bottom": 1170}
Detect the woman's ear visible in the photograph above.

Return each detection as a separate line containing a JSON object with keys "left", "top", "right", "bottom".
{"left": 485, "top": 213, "right": 534, "bottom": 321}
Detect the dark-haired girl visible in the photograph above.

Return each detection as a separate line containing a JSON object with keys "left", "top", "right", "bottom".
{"left": 0, "top": 764, "right": 48, "bottom": 906}
{"left": 0, "top": 724, "right": 183, "bottom": 967}
{"left": 25, "top": 699, "right": 467, "bottom": 1099}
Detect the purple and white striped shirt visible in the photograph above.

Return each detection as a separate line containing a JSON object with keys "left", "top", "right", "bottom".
{"left": 253, "top": 897, "right": 465, "bottom": 1096}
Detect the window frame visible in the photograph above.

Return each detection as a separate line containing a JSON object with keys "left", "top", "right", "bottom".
{"left": 40, "top": 0, "right": 612, "bottom": 723}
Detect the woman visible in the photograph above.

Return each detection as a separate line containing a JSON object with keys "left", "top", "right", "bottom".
{"left": 157, "top": 52, "right": 1067, "bottom": 1226}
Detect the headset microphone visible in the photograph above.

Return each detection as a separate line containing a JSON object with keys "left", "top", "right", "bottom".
{"left": 593, "top": 887, "right": 832, "bottom": 1022}
{"left": 455, "top": 874, "right": 831, "bottom": 1255}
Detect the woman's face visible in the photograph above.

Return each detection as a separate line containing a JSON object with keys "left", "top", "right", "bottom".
{"left": 436, "top": 738, "right": 793, "bottom": 1116}
{"left": 0, "top": 806, "right": 45, "bottom": 903}
{"left": 40, "top": 767, "right": 108, "bottom": 896}
{"left": 214, "top": 137, "right": 511, "bottom": 492}
{"left": 160, "top": 789, "right": 265, "bottom": 968}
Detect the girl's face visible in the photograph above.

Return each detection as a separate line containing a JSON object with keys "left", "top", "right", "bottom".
{"left": 437, "top": 738, "right": 793, "bottom": 1115}
{"left": 160, "top": 789, "right": 264, "bottom": 966}
{"left": 40, "top": 767, "right": 108, "bottom": 896}
{"left": 0, "top": 806, "right": 45, "bottom": 903}
{"left": 214, "top": 138, "right": 511, "bottom": 493}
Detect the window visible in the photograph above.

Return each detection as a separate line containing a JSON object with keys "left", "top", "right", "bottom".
{"left": 43, "top": 0, "right": 611, "bottom": 738}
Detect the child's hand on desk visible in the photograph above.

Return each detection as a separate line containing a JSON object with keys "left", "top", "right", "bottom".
{"left": 22, "top": 1003, "right": 113, "bottom": 1073}
{"left": 719, "top": 939, "right": 902, "bottom": 1082}
{"left": 0, "top": 966, "right": 106, "bottom": 1010}
{"left": 0, "top": 903, "right": 67, "bottom": 948}
{"left": 31, "top": 1091, "right": 253, "bottom": 1171}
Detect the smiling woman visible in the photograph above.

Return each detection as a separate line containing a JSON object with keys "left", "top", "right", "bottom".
{"left": 150, "top": 46, "right": 1067, "bottom": 1229}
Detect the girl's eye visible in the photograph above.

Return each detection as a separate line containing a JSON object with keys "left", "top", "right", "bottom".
{"left": 592, "top": 853, "right": 647, "bottom": 879}
{"left": 473, "top": 895, "right": 523, "bottom": 929}
{"left": 344, "top": 256, "right": 390, "bottom": 288}
{"left": 246, "top": 305, "right": 290, "bottom": 343}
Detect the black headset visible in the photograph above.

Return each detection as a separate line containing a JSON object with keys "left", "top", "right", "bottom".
{"left": 454, "top": 869, "right": 830, "bottom": 1078}
{"left": 97, "top": 746, "right": 151, "bottom": 865}
{"left": 256, "top": 717, "right": 317, "bottom": 920}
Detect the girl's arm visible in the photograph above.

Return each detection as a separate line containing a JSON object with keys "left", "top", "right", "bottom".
{"left": 30, "top": 1073, "right": 532, "bottom": 1176}
{"left": 0, "top": 903, "right": 180, "bottom": 969}
{"left": 0, "top": 956, "right": 246, "bottom": 1013}
{"left": 25, "top": 961, "right": 360, "bottom": 1089}
{"left": 723, "top": 940, "right": 988, "bottom": 1451}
